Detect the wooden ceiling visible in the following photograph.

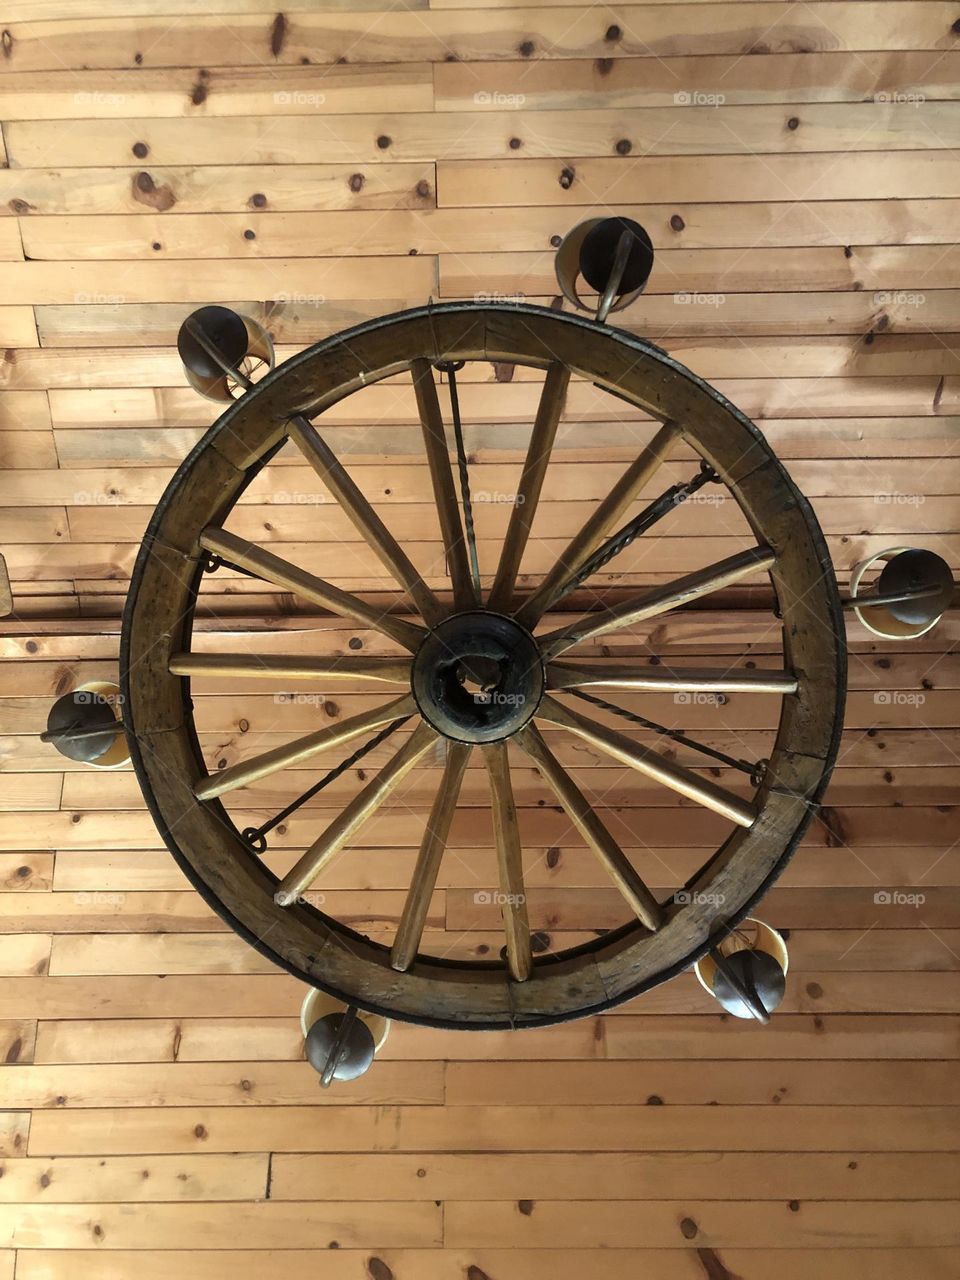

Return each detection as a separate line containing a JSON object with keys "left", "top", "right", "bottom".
{"left": 0, "top": 3, "right": 958, "bottom": 1277}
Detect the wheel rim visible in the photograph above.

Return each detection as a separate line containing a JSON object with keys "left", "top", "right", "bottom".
{"left": 121, "top": 302, "right": 846, "bottom": 1030}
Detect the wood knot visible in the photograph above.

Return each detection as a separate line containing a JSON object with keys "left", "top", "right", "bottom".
{"left": 270, "top": 13, "right": 288, "bottom": 58}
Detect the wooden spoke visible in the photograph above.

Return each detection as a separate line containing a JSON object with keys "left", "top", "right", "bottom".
{"left": 276, "top": 720, "right": 439, "bottom": 905}
{"left": 542, "top": 546, "right": 777, "bottom": 659}
{"left": 194, "top": 692, "right": 416, "bottom": 802}
{"left": 515, "top": 419, "right": 680, "bottom": 627}
{"left": 487, "top": 363, "right": 570, "bottom": 611}
{"left": 547, "top": 661, "right": 797, "bottom": 694}
{"left": 517, "top": 723, "right": 663, "bottom": 931}
{"left": 537, "top": 694, "right": 757, "bottom": 828}
{"left": 481, "top": 742, "right": 532, "bottom": 981}
{"left": 170, "top": 653, "right": 412, "bottom": 685}
{"left": 411, "top": 359, "right": 476, "bottom": 609}
{"left": 391, "top": 742, "right": 472, "bottom": 972}
{"left": 200, "top": 527, "right": 425, "bottom": 652}
{"left": 287, "top": 413, "right": 443, "bottom": 625}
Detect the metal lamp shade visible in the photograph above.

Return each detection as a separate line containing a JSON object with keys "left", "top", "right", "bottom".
{"left": 555, "top": 216, "right": 654, "bottom": 315}
{"left": 694, "top": 918, "right": 788, "bottom": 1020}
{"left": 42, "top": 681, "right": 129, "bottom": 767}
{"left": 299, "top": 986, "right": 390, "bottom": 1086}
{"left": 177, "top": 305, "right": 275, "bottom": 402}
{"left": 849, "top": 546, "right": 954, "bottom": 639}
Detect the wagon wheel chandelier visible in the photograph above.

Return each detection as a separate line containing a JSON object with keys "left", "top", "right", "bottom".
{"left": 44, "top": 217, "right": 955, "bottom": 1077}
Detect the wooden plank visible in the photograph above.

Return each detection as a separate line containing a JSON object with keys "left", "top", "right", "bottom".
{"left": 0, "top": 391, "right": 50, "bottom": 430}
{"left": 168, "top": 1012, "right": 960, "bottom": 1064}
{"left": 34, "top": 294, "right": 960, "bottom": 345}
{"left": 269, "top": 1150, "right": 960, "bottom": 1200}
{"left": 20, "top": 205, "right": 960, "bottom": 261}
{"left": 4, "top": 7, "right": 955, "bottom": 76}
{"left": 27, "top": 1105, "right": 960, "bottom": 1155}
{"left": 0, "top": 1201, "right": 441, "bottom": 1249}
{"left": 43, "top": 836, "right": 960, "bottom": 896}
{"left": 0, "top": 1154, "right": 269, "bottom": 1202}
{"left": 0, "top": 1021, "right": 35, "bottom": 1064}
{"left": 0, "top": 64, "right": 434, "bottom": 119}
{"left": 35, "top": 1012, "right": 955, "bottom": 1066}
{"left": 0, "top": 935, "right": 50, "bottom": 976}
{"left": 0, "top": 257, "right": 436, "bottom": 305}
{"left": 12, "top": 1249, "right": 960, "bottom": 1280}
{"left": 44, "top": 924, "right": 960, "bottom": 977}
{"left": 36, "top": 299, "right": 425, "bottom": 348}
{"left": 11, "top": 336, "right": 960, "bottom": 387}
{"left": 16, "top": 533, "right": 960, "bottom": 588}
{"left": 443, "top": 1059, "right": 960, "bottom": 1106}
{"left": 4, "top": 800, "right": 960, "bottom": 855}
{"left": 0, "top": 854, "right": 53, "bottom": 890}
{"left": 0, "top": 308, "right": 37, "bottom": 347}
{"left": 2, "top": 451, "right": 959, "bottom": 510}
{"left": 0, "top": 1113, "right": 29, "bottom": 1157}
{"left": 60, "top": 493, "right": 960, "bottom": 546}
{"left": 443, "top": 1199, "right": 960, "bottom": 1248}
{"left": 435, "top": 53, "right": 960, "bottom": 110}
{"left": 2, "top": 970, "right": 959, "bottom": 1019}
{"left": 0, "top": 223, "right": 22, "bottom": 263}
{"left": 439, "top": 152, "right": 960, "bottom": 205}
{"left": 0, "top": 163, "right": 435, "bottom": 216}
{"left": 35, "top": 1019, "right": 181, "bottom": 1065}
{"left": 8, "top": 104, "right": 959, "bottom": 167}
{"left": 0, "top": 1061, "right": 444, "bottom": 1107}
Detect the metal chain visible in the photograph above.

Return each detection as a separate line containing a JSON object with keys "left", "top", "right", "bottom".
{"left": 563, "top": 460, "right": 720, "bottom": 597}
{"left": 240, "top": 715, "right": 413, "bottom": 853}
{"left": 435, "top": 360, "right": 482, "bottom": 599}
{"left": 567, "top": 688, "right": 766, "bottom": 783}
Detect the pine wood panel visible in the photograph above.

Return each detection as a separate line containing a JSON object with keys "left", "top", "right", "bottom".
{"left": 1, "top": 7, "right": 958, "bottom": 1277}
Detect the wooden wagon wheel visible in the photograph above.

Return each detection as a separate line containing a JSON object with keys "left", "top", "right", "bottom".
{"left": 121, "top": 303, "right": 846, "bottom": 1030}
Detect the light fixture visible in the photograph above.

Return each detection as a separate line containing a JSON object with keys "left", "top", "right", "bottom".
{"left": 300, "top": 987, "right": 390, "bottom": 1087}
{"left": 41, "top": 214, "right": 954, "bottom": 1075}
{"left": 41, "top": 682, "right": 129, "bottom": 768}
{"left": 177, "top": 304, "right": 274, "bottom": 402}
{"left": 694, "top": 919, "right": 788, "bottom": 1021}
{"left": 844, "top": 546, "right": 953, "bottom": 639}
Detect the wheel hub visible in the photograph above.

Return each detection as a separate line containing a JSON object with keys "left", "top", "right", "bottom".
{"left": 411, "top": 610, "right": 544, "bottom": 743}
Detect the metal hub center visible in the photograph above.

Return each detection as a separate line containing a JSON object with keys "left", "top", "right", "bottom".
{"left": 411, "top": 611, "right": 544, "bottom": 743}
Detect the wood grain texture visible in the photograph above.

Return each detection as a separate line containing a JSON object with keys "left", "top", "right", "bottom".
{"left": 0, "top": 6, "right": 957, "bottom": 1277}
